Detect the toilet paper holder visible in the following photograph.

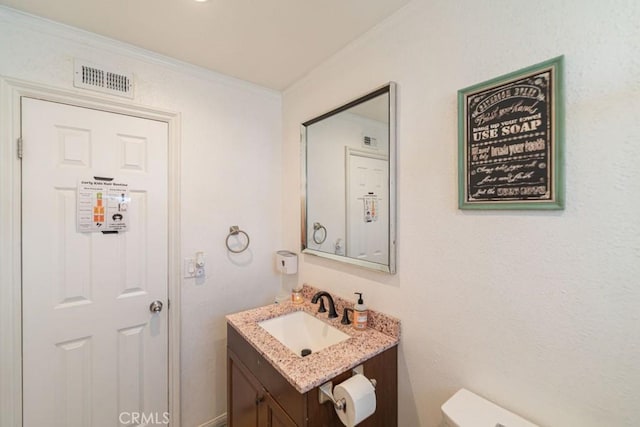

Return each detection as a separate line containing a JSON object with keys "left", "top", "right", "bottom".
{"left": 318, "top": 364, "right": 377, "bottom": 410}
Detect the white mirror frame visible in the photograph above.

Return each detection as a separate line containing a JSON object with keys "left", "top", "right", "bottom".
{"left": 300, "top": 82, "right": 397, "bottom": 274}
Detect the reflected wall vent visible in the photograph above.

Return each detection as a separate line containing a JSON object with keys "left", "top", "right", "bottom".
{"left": 363, "top": 136, "right": 378, "bottom": 149}
{"left": 74, "top": 60, "right": 134, "bottom": 99}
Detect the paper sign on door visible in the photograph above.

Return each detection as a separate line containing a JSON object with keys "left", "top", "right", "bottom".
{"left": 363, "top": 193, "right": 379, "bottom": 223}
{"left": 77, "top": 178, "right": 130, "bottom": 232}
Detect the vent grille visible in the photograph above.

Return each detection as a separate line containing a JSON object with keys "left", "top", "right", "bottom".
{"left": 363, "top": 136, "right": 378, "bottom": 148}
{"left": 74, "top": 60, "right": 134, "bottom": 98}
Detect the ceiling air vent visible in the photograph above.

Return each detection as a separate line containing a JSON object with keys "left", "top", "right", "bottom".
{"left": 74, "top": 60, "right": 134, "bottom": 99}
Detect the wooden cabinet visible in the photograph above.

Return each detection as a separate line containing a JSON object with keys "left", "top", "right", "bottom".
{"left": 228, "top": 346, "right": 297, "bottom": 427}
{"left": 227, "top": 325, "right": 397, "bottom": 427}
{"left": 261, "top": 392, "right": 298, "bottom": 427}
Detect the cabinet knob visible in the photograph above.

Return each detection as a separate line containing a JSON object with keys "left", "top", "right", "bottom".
{"left": 255, "top": 395, "right": 265, "bottom": 405}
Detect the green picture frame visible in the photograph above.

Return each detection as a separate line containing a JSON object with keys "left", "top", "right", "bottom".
{"left": 458, "top": 56, "right": 564, "bottom": 210}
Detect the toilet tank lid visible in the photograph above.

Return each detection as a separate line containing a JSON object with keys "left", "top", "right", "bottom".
{"left": 441, "top": 389, "right": 539, "bottom": 427}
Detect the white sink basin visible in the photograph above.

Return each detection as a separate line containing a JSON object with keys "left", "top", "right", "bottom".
{"left": 258, "top": 311, "right": 350, "bottom": 356}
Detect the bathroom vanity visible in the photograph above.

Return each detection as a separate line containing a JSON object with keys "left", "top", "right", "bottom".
{"left": 226, "top": 286, "right": 400, "bottom": 427}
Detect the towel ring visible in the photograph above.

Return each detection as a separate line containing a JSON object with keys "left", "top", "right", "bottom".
{"left": 226, "top": 226, "right": 250, "bottom": 253}
{"left": 312, "top": 222, "right": 327, "bottom": 244}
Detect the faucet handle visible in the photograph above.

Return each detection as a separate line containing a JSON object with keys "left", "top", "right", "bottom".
{"left": 341, "top": 308, "right": 353, "bottom": 325}
{"left": 317, "top": 298, "right": 327, "bottom": 313}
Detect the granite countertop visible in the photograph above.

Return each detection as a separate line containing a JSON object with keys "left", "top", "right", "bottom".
{"left": 225, "top": 284, "right": 400, "bottom": 394}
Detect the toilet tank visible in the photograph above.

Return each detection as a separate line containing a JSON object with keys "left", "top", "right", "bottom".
{"left": 441, "top": 389, "right": 539, "bottom": 427}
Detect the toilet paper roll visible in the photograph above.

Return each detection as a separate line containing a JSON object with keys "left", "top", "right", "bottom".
{"left": 333, "top": 374, "right": 376, "bottom": 427}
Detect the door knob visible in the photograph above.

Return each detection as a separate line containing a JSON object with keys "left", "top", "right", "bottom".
{"left": 149, "top": 300, "right": 163, "bottom": 313}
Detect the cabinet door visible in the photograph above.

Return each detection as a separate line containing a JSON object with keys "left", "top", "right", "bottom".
{"left": 260, "top": 392, "right": 298, "bottom": 427}
{"left": 228, "top": 350, "right": 262, "bottom": 427}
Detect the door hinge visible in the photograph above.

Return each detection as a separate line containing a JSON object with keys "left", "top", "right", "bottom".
{"left": 17, "top": 138, "right": 23, "bottom": 159}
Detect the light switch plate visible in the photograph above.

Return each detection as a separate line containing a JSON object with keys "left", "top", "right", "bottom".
{"left": 195, "top": 251, "right": 205, "bottom": 268}
{"left": 184, "top": 258, "right": 196, "bottom": 278}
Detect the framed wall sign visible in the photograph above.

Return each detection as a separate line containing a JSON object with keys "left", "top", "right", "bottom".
{"left": 458, "top": 56, "right": 564, "bottom": 210}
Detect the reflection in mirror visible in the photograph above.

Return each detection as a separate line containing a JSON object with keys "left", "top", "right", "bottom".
{"left": 301, "top": 83, "right": 396, "bottom": 273}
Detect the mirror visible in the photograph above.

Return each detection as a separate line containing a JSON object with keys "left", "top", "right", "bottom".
{"left": 301, "top": 83, "right": 396, "bottom": 273}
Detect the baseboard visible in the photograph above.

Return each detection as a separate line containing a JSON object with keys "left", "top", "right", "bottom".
{"left": 197, "top": 413, "right": 227, "bottom": 427}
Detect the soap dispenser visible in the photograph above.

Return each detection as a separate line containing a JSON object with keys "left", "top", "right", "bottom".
{"left": 353, "top": 292, "right": 368, "bottom": 330}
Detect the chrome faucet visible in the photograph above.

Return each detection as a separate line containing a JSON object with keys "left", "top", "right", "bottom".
{"left": 311, "top": 291, "right": 338, "bottom": 319}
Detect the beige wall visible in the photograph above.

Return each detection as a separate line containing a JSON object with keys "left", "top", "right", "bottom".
{"left": 283, "top": 0, "right": 640, "bottom": 425}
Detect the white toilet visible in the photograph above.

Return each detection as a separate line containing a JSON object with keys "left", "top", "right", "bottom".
{"left": 441, "top": 389, "right": 539, "bottom": 427}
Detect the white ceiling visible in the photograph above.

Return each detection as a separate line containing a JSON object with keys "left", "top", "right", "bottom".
{"left": 0, "top": 0, "right": 410, "bottom": 90}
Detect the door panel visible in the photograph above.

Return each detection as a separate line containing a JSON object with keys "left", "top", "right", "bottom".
{"left": 261, "top": 393, "right": 297, "bottom": 427}
{"left": 346, "top": 152, "right": 389, "bottom": 264}
{"left": 228, "top": 350, "right": 261, "bottom": 427}
{"left": 22, "top": 98, "right": 169, "bottom": 427}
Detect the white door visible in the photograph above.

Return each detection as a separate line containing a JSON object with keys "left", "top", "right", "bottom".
{"left": 346, "top": 150, "right": 389, "bottom": 264}
{"left": 21, "top": 98, "right": 169, "bottom": 427}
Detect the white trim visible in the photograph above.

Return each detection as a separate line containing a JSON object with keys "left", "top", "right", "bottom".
{"left": 0, "top": 76, "right": 182, "bottom": 427}
{"left": 0, "top": 5, "right": 279, "bottom": 99}
{"left": 0, "top": 75, "right": 23, "bottom": 427}
{"left": 198, "top": 413, "right": 227, "bottom": 427}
